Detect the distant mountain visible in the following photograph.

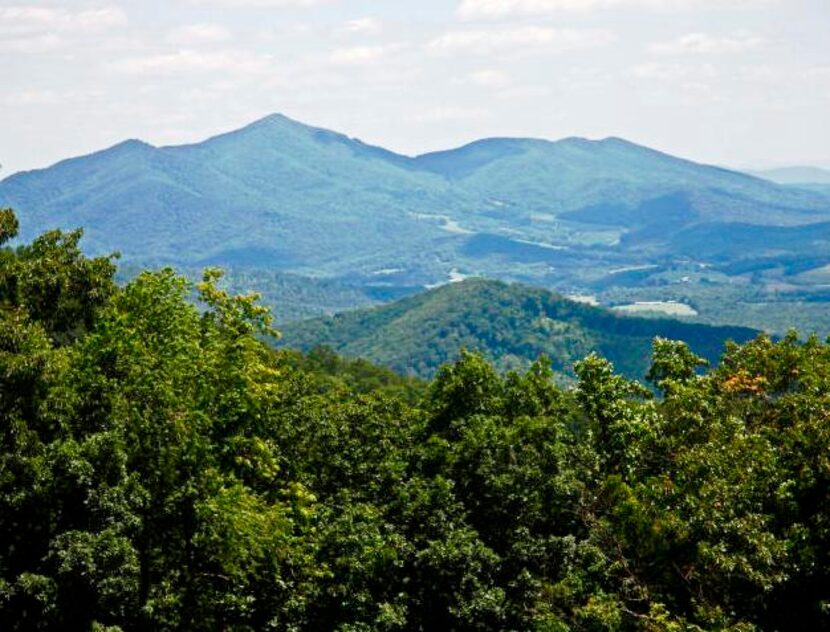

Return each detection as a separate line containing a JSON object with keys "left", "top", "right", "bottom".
{"left": 2, "top": 114, "right": 828, "bottom": 287}
{"left": 749, "top": 166, "right": 830, "bottom": 185}
{"left": 4, "top": 113, "right": 830, "bottom": 339}
{"left": 0, "top": 115, "right": 468, "bottom": 272}
{"left": 793, "top": 183, "right": 830, "bottom": 197}
{"left": 415, "top": 136, "right": 827, "bottom": 228}
{"left": 279, "top": 278, "right": 758, "bottom": 380}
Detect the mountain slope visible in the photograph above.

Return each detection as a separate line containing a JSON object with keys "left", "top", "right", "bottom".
{"left": 5, "top": 112, "right": 830, "bottom": 340}
{"left": 279, "top": 278, "right": 758, "bottom": 380}
{"left": 0, "top": 114, "right": 469, "bottom": 270}
{"left": 2, "top": 114, "right": 829, "bottom": 283}
{"left": 414, "top": 137, "right": 828, "bottom": 229}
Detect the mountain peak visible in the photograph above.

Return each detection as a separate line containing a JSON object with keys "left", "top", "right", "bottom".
{"left": 209, "top": 112, "right": 355, "bottom": 146}
{"left": 599, "top": 135, "right": 638, "bottom": 146}
{"left": 556, "top": 136, "right": 649, "bottom": 151}
{"left": 246, "top": 112, "right": 302, "bottom": 129}
{"left": 108, "top": 138, "right": 155, "bottom": 152}
{"left": 192, "top": 112, "right": 416, "bottom": 167}
{"left": 182, "top": 112, "right": 329, "bottom": 152}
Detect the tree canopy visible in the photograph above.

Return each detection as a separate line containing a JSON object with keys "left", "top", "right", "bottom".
{"left": 1, "top": 209, "right": 828, "bottom": 630}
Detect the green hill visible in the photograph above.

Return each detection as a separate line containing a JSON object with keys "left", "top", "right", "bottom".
{"left": 279, "top": 278, "right": 758, "bottom": 380}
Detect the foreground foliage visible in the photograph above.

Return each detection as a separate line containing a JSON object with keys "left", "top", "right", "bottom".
{"left": 1, "top": 209, "right": 828, "bottom": 630}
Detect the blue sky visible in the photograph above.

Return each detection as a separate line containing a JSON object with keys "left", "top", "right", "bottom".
{"left": 1, "top": 0, "right": 828, "bottom": 175}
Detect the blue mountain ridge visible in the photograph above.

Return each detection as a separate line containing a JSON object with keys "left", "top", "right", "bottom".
{"left": 2, "top": 113, "right": 829, "bottom": 287}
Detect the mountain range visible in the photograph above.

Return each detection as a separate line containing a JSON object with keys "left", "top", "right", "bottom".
{"left": 3, "top": 113, "right": 830, "bottom": 334}
{"left": 3, "top": 114, "right": 828, "bottom": 267}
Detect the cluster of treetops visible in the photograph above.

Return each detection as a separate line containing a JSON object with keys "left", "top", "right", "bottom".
{"left": 0, "top": 208, "right": 828, "bottom": 631}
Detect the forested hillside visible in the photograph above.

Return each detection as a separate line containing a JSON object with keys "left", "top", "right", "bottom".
{"left": 4, "top": 114, "right": 826, "bottom": 271}
{"left": 280, "top": 278, "right": 758, "bottom": 380}
{"left": 4, "top": 114, "right": 830, "bottom": 339}
{"left": 2, "top": 208, "right": 829, "bottom": 630}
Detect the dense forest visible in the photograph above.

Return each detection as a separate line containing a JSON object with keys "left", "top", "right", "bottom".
{"left": 1, "top": 208, "right": 829, "bottom": 630}
{"left": 279, "top": 278, "right": 757, "bottom": 381}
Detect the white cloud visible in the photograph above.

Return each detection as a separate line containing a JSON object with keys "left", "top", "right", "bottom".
{"left": 458, "top": 0, "right": 767, "bottom": 19}
{"left": 628, "top": 61, "right": 718, "bottom": 80}
{"left": 182, "top": 0, "right": 333, "bottom": 7}
{"left": 3, "top": 89, "right": 103, "bottom": 107}
{"left": 460, "top": 0, "right": 601, "bottom": 16}
{"left": 167, "top": 24, "right": 231, "bottom": 45}
{"left": 496, "top": 85, "right": 554, "bottom": 100}
{"left": 0, "top": 33, "right": 62, "bottom": 54}
{"left": 415, "top": 106, "right": 490, "bottom": 123}
{"left": 3, "top": 90, "right": 62, "bottom": 106}
{"left": 469, "top": 69, "right": 512, "bottom": 88}
{"left": 801, "top": 65, "right": 830, "bottom": 80}
{"left": 342, "top": 17, "right": 383, "bottom": 35}
{"left": 329, "top": 45, "right": 396, "bottom": 65}
{"left": 429, "top": 26, "right": 616, "bottom": 55}
{"left": 0, "top": 6, "right": 127, "bottom": 35}
{"left": 0, "top": 5, "right": 127, "bottom": 53}
{"left": 111, "top": 50, "right": 274, "bottom": 76}
{"left": 560, "top": 66, "right": 608, "bottom": 92}
{"left": 650, "top": 32, "right": 764, "bottom": 55}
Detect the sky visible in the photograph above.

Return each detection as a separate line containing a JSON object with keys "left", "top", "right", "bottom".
{"left": 1, "top": 0, "right": 828, "bottom": 176}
